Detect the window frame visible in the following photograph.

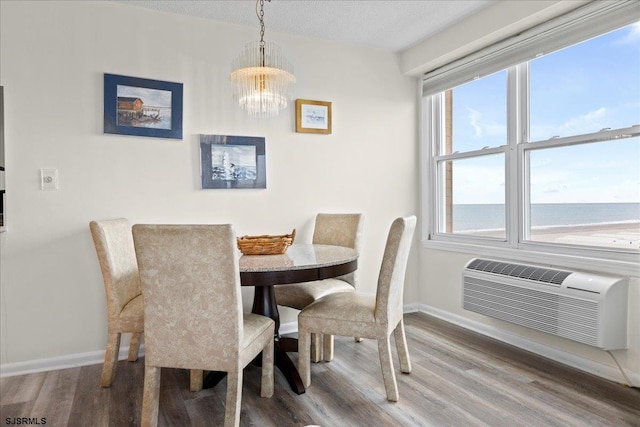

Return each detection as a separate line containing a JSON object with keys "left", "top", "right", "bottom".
{"left": 422, "top": 57, "right": 640, "bottom": 276}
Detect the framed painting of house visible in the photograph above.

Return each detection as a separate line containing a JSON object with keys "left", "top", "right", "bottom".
{"left": 103, "top": 73, "right": 183, "bottom": 139}
{"left": 200, "top": 134, "right": 266, "bottom": 189}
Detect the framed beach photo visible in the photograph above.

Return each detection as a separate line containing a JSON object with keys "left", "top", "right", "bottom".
{"left": 200, "top": 134, "right": 266, "bottom": 189}
{"left": 295, "top": 99, "right": 332, "bottom": 134}
{"left": 104, "top": 73, "right": 183, "bottom": 139}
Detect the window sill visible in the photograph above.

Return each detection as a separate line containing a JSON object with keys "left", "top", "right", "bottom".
{"left": 421, "top": 238, "right": 640, "bottom": 277}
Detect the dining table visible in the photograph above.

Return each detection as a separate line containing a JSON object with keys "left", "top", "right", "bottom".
{"left": 203, "top": 243, "right": 358, "bottom": 395}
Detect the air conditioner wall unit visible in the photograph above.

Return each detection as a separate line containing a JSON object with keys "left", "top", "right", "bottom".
{"left": 462, "top": 258, "right": 628, "bottom": 350}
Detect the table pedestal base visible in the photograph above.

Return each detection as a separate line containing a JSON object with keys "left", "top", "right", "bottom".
{"left": 203, "top": 336, "right": 304, "bottom": 395}
{"left": 274, "top": 337, "right": 304, "bottom": 394}
{"left": 202, "top": 370, "right": 227, "bottom": 389}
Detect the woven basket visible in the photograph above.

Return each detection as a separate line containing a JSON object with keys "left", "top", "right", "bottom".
{"left": 237, "top": 229, "right": 296, "bottom": 255}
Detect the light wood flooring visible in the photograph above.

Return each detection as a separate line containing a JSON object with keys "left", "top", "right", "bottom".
{"left": 1, "top": 313, "right": 639, "bottom": 426}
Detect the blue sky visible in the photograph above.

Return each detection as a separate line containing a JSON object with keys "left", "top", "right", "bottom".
{"left": 450, "top": 22, "right": 640, "bottom": 205}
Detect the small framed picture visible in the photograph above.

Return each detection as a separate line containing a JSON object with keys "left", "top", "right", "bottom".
{"left": 200, "top": 134, "right": 266, "bottom": 189}
{"left": 295, "top": 99, "right": 332, "bottom": 134}
{"left": 104, "top": 73, "right": 183, "bottom": 139}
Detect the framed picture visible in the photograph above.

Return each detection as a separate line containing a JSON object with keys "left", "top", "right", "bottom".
{"left": 200, "top": 134, "right": 266, "bottom": 189}
{"left": 295, "top": 99, "right": 332, "bottom": 134}
{"left": 104, "top": 73, "right": 183, "bottom": 139}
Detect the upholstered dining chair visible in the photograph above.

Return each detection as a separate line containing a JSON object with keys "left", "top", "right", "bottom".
{"left": 298, "top": 216, "right": 416, "bottom": 402}
{"left": 90, "top": 218, "right": 144, "bottom": 388}
{"left": 274, "top": 213, "right": 364, "bottom": 362}
{"left": 133, "top": 224, "right": 274, "bottom": 427}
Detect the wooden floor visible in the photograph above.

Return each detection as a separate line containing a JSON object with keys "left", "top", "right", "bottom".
{"left": 2, "top": 313, "right": 639, "bottom": 426}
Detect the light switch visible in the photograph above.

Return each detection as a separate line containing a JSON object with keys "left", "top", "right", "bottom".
{"left": 40, "top": 168, "right": 58, "bottom": 191}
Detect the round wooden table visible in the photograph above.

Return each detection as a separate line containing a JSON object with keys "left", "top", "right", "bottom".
{"left": 204, "top": 244, "right": 358, "bottom": 395}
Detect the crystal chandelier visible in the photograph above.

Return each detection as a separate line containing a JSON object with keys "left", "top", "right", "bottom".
{"left": 230, "top": 0, "right": 295, "bottom": 118}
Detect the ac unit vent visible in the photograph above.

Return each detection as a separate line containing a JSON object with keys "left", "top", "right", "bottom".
{"left": 466, "top": 258, "right": 571, "bottom": 286}
{"left": 462, "top": 258, "right": 628, "bottom": 350}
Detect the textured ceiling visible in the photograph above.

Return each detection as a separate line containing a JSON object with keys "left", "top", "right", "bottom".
{"left": 112, "top": 0, "right": 494, "bottom": 53}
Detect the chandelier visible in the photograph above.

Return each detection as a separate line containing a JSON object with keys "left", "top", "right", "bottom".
{"left": 230, "top": 0, "right": 296, "bottom": 118}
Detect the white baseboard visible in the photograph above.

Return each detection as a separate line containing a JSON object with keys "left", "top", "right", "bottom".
{"left": 403, "top": 302, "right": 422, "bottom": 313}
{"left": 415, "top": 303, "right": 639, "bottom": 388}
{"left": 0, "top": 345, "right": 143, "bottom": 378}
{"left": 2, "top": 304, "right": 637, "bottom": 388}
{"left": 279, "top": 321, "right": 298, "bottom": 336}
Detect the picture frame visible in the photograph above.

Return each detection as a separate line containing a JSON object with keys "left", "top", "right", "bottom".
{"left": 200, "top": 134, "right": 266, "bottom": 189}
{"left": 295, "top": 99, "right": 332, "bottom": 134}
{"left": 104, "top": 73, "right": 183, "bottom": 139}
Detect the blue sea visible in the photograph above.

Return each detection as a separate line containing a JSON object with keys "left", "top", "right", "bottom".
{"left": 453, "top": 203, "right": 640, "bottom": 231}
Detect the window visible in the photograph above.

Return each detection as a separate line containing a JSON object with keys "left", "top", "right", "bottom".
{"left": 423, "top": 5, "right": 640, "bottom": 267}
{"left": 438, "top": 71, "right": 507, "bottom": 239}
{"left": 526, "top": 138, "right": 640, "bottom": 250}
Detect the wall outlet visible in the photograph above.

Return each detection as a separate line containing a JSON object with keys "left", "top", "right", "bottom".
{"left": 40, "top": 169, "right": 58, "bottom": 191}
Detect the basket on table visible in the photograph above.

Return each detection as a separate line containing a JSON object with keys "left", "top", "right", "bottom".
{"left": 237, "top": 229, "right": 296, "bottom": 255}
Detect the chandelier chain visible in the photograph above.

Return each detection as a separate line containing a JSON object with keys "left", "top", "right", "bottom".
{"left": 257, "top": 0, "right": 270, "bottom": 46}
{"left": 257, "top": 0, "right": 271, "bottom": 66}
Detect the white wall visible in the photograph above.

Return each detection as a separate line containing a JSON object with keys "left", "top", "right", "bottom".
{"left": 0, "top": 1, "right": 419, "bottom": 365}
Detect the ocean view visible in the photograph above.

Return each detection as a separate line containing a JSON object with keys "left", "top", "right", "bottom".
{"left": 451, "top": 203, "right": 640, "bottom": 249}
{"left": 452, "top": 202, "right": 640, "bottom": 232}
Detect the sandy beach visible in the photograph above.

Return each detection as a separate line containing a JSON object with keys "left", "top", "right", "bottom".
{"left": 462, "top": 222, "right": 640, "bottom": 250}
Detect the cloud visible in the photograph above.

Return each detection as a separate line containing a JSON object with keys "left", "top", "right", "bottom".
{"left": 530, "top": 169, "right": 640, "bottom": 203}
{"left": 615, "top": 22, "right": 640, "bottom": 45}
{"left": 531, "top": 101, "right": 639, "bottom": 141}
{"left": 559, "top": 107, "right": 607, "bottom": 134}
{"left": 468, "top": 108, "right": 483, "bottom": 138}
{"left": 466, "top": 107, "right": 506, "bottom": 139}
{"left": 117, "top": 85, "right": 172, "bottom": 107}
{"left": 452, "top": 162, "right": 505, "bottom": 204}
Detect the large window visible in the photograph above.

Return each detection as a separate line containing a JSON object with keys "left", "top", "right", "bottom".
{"left": 424, "top": 12, "right": 640, "bottom": 266}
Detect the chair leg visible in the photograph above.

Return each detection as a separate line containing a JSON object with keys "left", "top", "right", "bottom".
{"left": 322, "top": 334, "right": 334, "bottom": 362}
{"left": 310, "top": 333, "right": 322, "bottom": 363}
{"left": 189, "top": 370, "right": 203, "bottom": 392}
{"left": 298, "top": 330, "right": 311, "bottom": 388}
{"left": 377, "top": 336, "right": 399, "bottom": 402}
{"left": 261, "top": 335, "right": 274, "bottom": 398}
{"left": 141, "top": 365, "right": 161, "bottom": 427}
{"left": 224, "top": 368, "right": 243, "bottom": 427}
{"left": 393, "top": 320, "right": 412, "bottom": 374}
{"left": 128, "top": 332, "right": 141, "bottom": 362}
{"left": 100, "top": 332, "right": 121, "bottom": 387}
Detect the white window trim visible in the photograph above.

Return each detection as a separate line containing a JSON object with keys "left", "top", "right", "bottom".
{"left": 421, "top": 237, "right": 640, "bottom": 277}
{"left": 421, "top": 1, "right": 640, "bottom": 97}
{"left": 420, "top": 26, "right": 640, "bottom": 278}
{"left": 422, "top": 112, "right": 640, "bottom": 276}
